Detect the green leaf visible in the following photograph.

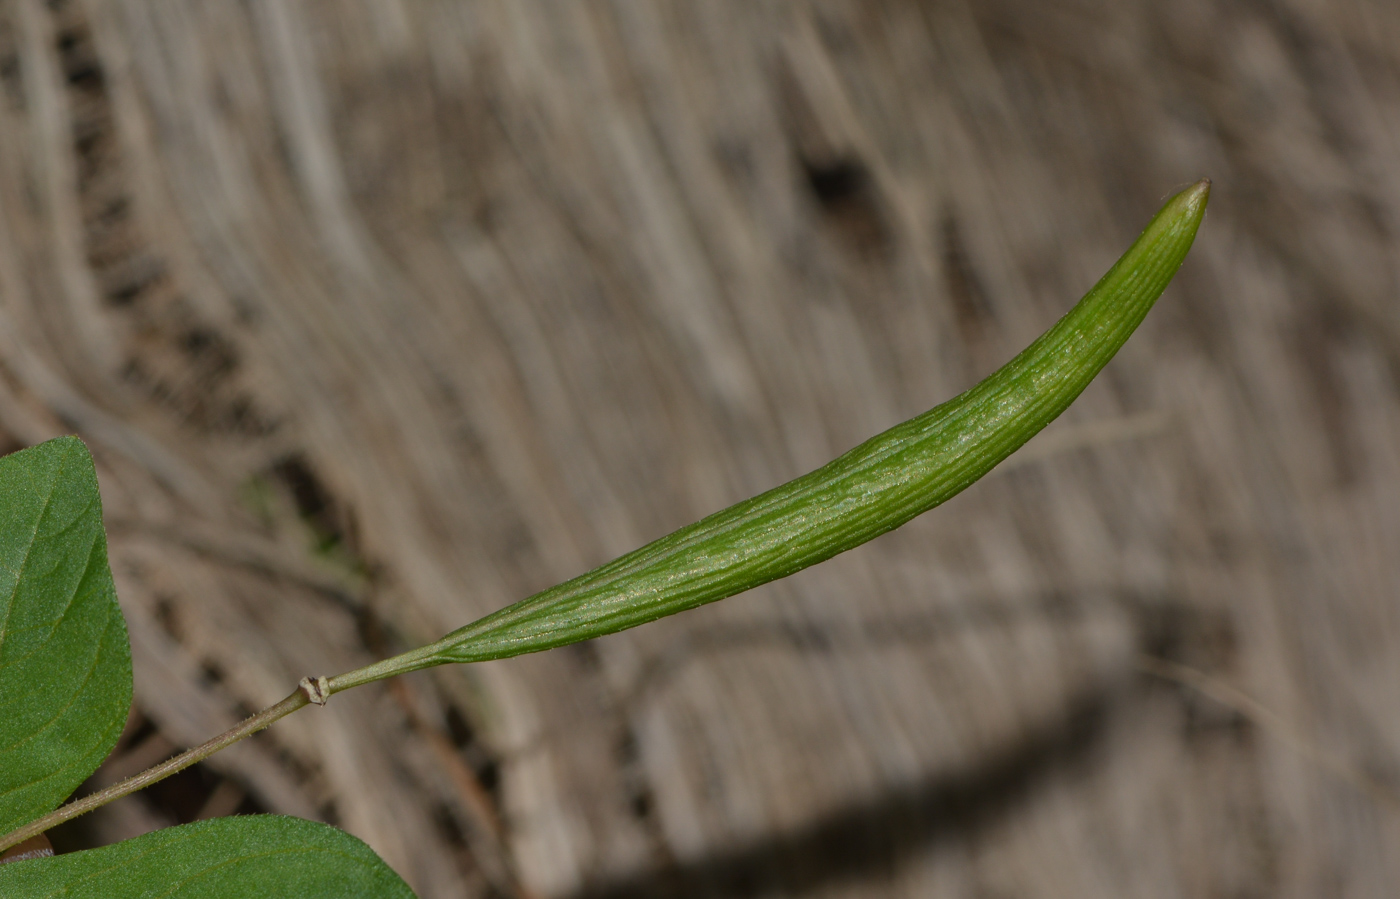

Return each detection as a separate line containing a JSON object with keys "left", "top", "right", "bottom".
{"left": 0, "top": 436, "right": 132, "bottom": 835}
{"left": 0, "top": 815, "right": 417, "bottom": 897}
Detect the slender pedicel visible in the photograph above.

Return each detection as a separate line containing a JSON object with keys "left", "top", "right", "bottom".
{"left": 330, "top": 180, "right": 1210, "bottom": 693}
{"left": 0, "top": 692, "right": 309, "bottom": 854}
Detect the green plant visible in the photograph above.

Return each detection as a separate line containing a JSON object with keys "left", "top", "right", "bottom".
{"left": 0, "top": 181, "right": 1209, "bottom": 895}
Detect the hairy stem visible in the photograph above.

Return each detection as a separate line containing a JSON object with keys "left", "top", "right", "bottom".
{"left": 0, "top": 690, "right": 309, "bottom": 854}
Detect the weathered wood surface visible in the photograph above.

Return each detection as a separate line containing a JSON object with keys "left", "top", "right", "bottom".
{"left": 1, "top": 1, "right": 1398, "bottom": 896}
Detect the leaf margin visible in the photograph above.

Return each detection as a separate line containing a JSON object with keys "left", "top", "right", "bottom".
{"left": 0, "top": 814, "right": 417, "bottom": 898}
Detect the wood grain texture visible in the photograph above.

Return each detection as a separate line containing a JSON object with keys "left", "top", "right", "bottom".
{"left": 0, "top": 1, "right": 1397, "bottom": 896}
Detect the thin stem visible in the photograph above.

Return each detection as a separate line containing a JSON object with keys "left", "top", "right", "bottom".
{"left": 0, "top": 690, "right": 309, "bottom": 854}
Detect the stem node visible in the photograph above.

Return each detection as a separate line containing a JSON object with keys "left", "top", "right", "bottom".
{"left": 299, "top": 676, "right": 332, "bottom": 706}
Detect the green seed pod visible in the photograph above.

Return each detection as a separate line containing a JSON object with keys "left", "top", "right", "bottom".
{"left": 332, "top": 179, "right": 1209, "bottom": 692}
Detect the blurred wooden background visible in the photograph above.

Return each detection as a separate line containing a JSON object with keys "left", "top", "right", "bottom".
{"left": 1, "top": 0, "right": 1398, "bottom": 896}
